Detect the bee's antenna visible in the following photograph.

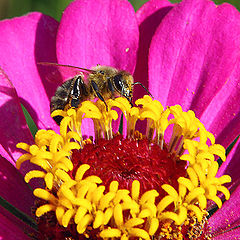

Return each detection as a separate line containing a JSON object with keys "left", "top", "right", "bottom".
{"left": 38, "top": 62, "right": 97, "bottom": 73}
{"left": 132, "top": 82, "right": 153, "bottom": 98}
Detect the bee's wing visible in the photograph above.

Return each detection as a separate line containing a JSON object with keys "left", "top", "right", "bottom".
{"left": 37, "top": 62, "right": 95, "bottom": 83}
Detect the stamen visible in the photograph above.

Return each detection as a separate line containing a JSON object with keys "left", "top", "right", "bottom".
{"left": 113, "top": 97, "right": 140, "bottom": 138}
{"left": 136, "top": 95, "right": 170, "bottom": 148}
{"left": 80, "top": 100, "right": 118, "bottom": 140}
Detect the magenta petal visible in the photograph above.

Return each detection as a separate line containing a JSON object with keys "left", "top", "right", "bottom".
{"left": 209, "top": 184, "right": 240, "bottom": 238}
{"left": 134, "top": 0, "right": 173, "bottom": 100}
{"left": 149, "top": 0, "right": 240, "bottom": 120}
{"left": 0, "top": 155, "right": 34, "bottom": 216}
{"left": 0, "top": 67, "right": 33, "bottom": 164}
{"left": 57, "top": 0, "right": 139, "bottom": 73}
{"left": 200, "top": 62, "right": 240, "bottom": 147}
{"left": 212, "top": 228, "right": 240, "bottom": 240}
{"left": 0, "top": 12, "right": 59, "bottom": 131}
{"left": 217, "top": 137, "right": 240, "bottom": 191}
{"left": 0, "top": 206, "right": 36, "bottom": 239}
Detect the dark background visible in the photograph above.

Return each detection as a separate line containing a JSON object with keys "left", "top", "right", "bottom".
{"left": 0, "top": 0, "right": 239, "bottom": 20}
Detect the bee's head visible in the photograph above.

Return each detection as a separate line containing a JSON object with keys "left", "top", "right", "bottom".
{"left": 112, "top": 72, "right": 133, "bottom": 103}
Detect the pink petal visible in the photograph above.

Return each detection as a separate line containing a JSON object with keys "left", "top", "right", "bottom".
{"left": 0, "top": 68, "right": 44, "bottom": 192}
{"left": 209, "top": 184, "right": 240, "bottom": 237}
{"left": 200, "top": 62, "right": 240, "bottom": 147}
{"left": 0, "top": 155, "right": 34, "bottom": 216}
{"left": 149, "top": 0, "right": 240, "bottom": 123}
{"left": 217, "top": 137, "right": 240, "bottom": 191}
{"left": 0, "top": 12, "right": 59, "bottom": 132}
{"left": 213, "top": 228, "right": 240, "bottom": 240}
{"left": 0, "top": 67, "right": 33, "bottom": 165}
{"left": 0, "top": 206, "right": 36, "bottom": 240}
{"left": 57, "top": 0, "right": 139, "bottom": 136}
{"left": 134, "top": 0, "right": 174, "bottom": 100}
{"left": 57, "top": 0, "right": 139, "bottom": 72}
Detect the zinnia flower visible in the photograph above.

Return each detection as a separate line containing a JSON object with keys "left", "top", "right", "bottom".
{"left": 0, "top": 0, "right": 239, "bottom": 239}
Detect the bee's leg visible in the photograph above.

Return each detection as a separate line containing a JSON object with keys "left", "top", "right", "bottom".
{"left": 71, "top": 98, "right": 80, "bottom": 108}
{"left": 70, "top": 76, "right": 83, "bottom": 108}
{"left": 129, "top": 99, "right": 134, "bottom": 107}
{"left": 52, "top": 116, "right": 64, "bottom": 125}
{"left": 107, "top": 79, "right": 114, "bottom": 96}
{"left": 91, "top": 80, "right": 108, "bottom": 111}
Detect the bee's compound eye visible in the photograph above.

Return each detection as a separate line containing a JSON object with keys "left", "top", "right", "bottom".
{"left": 113, "top": 74, "right": 123, "bottom": 91}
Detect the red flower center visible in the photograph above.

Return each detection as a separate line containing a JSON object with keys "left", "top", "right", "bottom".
{"left": 71, "top": 134, "right": 187, "bottom": 200}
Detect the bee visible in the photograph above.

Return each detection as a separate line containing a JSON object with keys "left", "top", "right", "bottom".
{"left": 39, "top": 62, "right": 152, "bottom": 125}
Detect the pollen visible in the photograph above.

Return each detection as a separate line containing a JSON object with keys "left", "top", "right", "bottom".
{"left": 16, "top": 96, "right": 231, "bottom": 239}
